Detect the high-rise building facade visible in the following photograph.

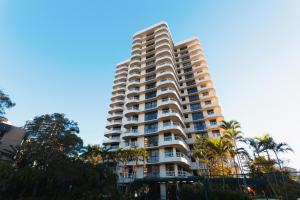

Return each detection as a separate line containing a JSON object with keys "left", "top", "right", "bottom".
{"left": 104, "top": 21, "right": 224, "bottom": 188}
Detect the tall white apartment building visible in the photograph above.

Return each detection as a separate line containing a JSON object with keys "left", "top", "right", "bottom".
{"left": 103, "top": 21, "right": 224, "bottom": 197}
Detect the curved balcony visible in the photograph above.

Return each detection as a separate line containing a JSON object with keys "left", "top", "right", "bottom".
{"left": 132, "top": 41, "right": 142, "bottom": 49}
{"left": 156, "top": 55, "right": 175, "bottom": 67}
{"left": 155, "top": 31, "right": 170, "bottom": 40}
{"left": 127, "top": 71, "right": 141, "bottom": 79}
{"left": 109, "top": 105, "right": 124, "bottom": 113}
{"left": 203, "top": 112, "right": 223, "bottom": 120}
{"left": 162, "top": 152, "right": 191, "bottom": 167}
{"left": 158, "top": 136, "right": 189, "bottom": 152}
{"left": 205, "top": 122, "right": 222, "bottom": 130}
{"left": 122, "top": 130, "right": 139, "bottom": 138}
{"left": 155, "top": 48, "right": 172, "bottom": 57}
{"left": 110, "top": 99, "right": 124, "bottom": 107}
{"left": 103, "top": 138, "right": 121, "bottom": 144}
{"left": 123, "top": 106, "right": 140, "bottom": 115}
{"left": 201, "top": 102, "right": 220, "bottom": 110}
{"left": 155, "top": 36, "right": 172, "bottom": 46}
{"left": 107, "top": 112, "right": 123, "bottom": 121}
{"left": 126, "top": 88, "right": 140, "bottom": 97}
{"left": 123, "top": 117, "right": 139, "bottom": 126}
{"left": 104, "top": 129, "right": 122, "bottom": 137}
{"left": 127, "top": 79, "right": 140, "bottom": 88}
{"left": 126, "top": 96, "right": 140, "bottom": 104}
{"left": 130, "top": 58, "right": 141, "bottom": 66}
{"left": 156, "top": 41, "right": 172, "bottom": 52}
{"left": 154, "top": 25, "right": 169, "bottom": 34}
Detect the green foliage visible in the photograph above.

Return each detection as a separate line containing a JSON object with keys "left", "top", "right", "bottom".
{"left": 0, "top": 113, "right": 122, "bottom": 200}
{"left": 0, "top": 89, "right": 15, "bottom": 116}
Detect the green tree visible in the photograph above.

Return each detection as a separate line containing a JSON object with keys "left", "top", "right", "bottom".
{"left": 0, "top": 89, "right": 15, "bottom": 117}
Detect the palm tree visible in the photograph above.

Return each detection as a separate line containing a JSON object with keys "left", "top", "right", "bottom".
{"left": 207, "top": 137, "right": 232, "bottom": 190}
{"left": 193, "top": 136, "right": 215, "bottom": 176}
{"left": 81, "top": 145, "right": 103, "bottom": 165}
{"left": 271, "top": 142, "right": 293, "bottom": 171}
{"left": 221, "top": 120, "right": 244, "bottom": 174}
{"left": 243, "top": 137, "right": 263, "bottom": 159}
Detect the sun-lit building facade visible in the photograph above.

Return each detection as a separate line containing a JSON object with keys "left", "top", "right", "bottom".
{"left": 103, "top": 21, "right": 224, "bottom": 198}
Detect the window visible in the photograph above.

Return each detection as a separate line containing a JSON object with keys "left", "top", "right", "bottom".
{"left": 191, "top": 103, "right": 201, "bottom": 111}
{"left": 207, "top": 109, "right": 214, "bottom": 115}
{"left": 185, "top": 73, "right": 194, "bottom": 79}
{"left": 144, "top": 123, "right": 158, "bottom": 133}
{"left": 145, "top": 82, "right": 156, "bottom": 90}
{"left": 192, "top": 112, "right": 203, "bottom": 120}
{"left": 194, "top": 122, "right": 206, "bottom": 130}
{"left": 180, "top": 90, "right": 184, "bottom": 94}
{"left": 148, "top": 149, "right": 159, "bottom": 163}
{"left": 183, "top": 68, "right": 192, "bottom": 73}
{"left": 187, "top": 87, "right": 198, "bottom": 94}
{"left": 212, "top": 130, "right": 221, "bottom": 137}
{"left": 180, "top": 46, "right": 187, "bottom": 51}
{"left": 164, "top": 147, "right": 173, "bottom": 157}
{"left": 186, "top": 80, "right": 196, "bottom": 86}
{"left": 203, "top": 92, "right": 209, "bottom": 96}
{"left": 210, "top": 120, "right": 217, "bottom": 125}
{"left": 145, "top": 74, "right": 156, "bottom": 81}
{"left": 145, "top": 111, "right": 157, "bottom": 121}
{"left": 189, "top": 95, "right": 199, "bottom": 102}
{"left": 183, "top": 62, "right": 191, "bottom": 67}
{"left": 183, "top": 105, "right": 187, "bottom": 109}
{"left": 201, "top": 84, "right": 207, "bottom": 88}
{"left": 164, "top": 132, "right": 172, "bottom": 141}
{"left": 181, "top": 97, "right": 186, "bottom": 101}
{"left": 146, "top": 60, "right": 155, "bottom": 66}
{"left": 205, "top": 100, "right": 212, "bottom": 105}
{"left": 185, "top": 123, "right": 190, "bottom": 128}
{"left": 147, "top": 135, "right": 158, "bottom": 147}
{"left": 163, "top": 120, "right": 171, "bottom": 127}
{"left": 146, "top": 67, "right": 156, "bottom": 73}
{"left": 162, "top": 108, "right": 169, "bottom": 114}
{"left": 188, "top": 134, "right": 192, "bottom": 138}
{"left": 184, "top": 114, "right": 189, "bottom": 118}
{"left": 182, "top": 56, "right": 190, "bottom": 61}
{"left": 145, "top": 91, "right": 157, "bottom": 99}
{"left": 145, "top": 100, "right": 157, "bottom": 110}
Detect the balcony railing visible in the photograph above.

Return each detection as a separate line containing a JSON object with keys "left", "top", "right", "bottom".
{"left": 147, "top": 157, "right": 159, "bottom": 163}
{"left": 166, "top": 170, "right": 175, "bottom": 176}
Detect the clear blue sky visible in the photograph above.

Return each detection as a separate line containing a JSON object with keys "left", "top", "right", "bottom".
{"left": 1, "top": 0, "right": 299, "bottom": 168}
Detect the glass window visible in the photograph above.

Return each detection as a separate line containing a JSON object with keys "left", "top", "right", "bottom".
{"left": 145, "top": 100, "right": 157, "bottom": 110}
{"left": 145, "top": 82, "right": 156, "bottom": 90}
{"left": 191, "top": 103, "right": 201, "bottom": 111}
{"left": 189, "top": 95, "right": 199, "bottom": 102}
{"left": 146, "top": 67, "right": 156, "bottom": 73}
{"left": 144, "top": 111, "right": 157, "bottom": 121}
{"left": 144, "top": 123, "right": 158, "bottom": 133}
{"left": 145, "top": 74, "right": 156, "bottom": 81}
{"left": 194, "top": 122, "right": 206, "bottom": 130}
{"left": 185, "top": 73, "right": 194, "bottom": 79}
{"left": 186, "top": 80, "right": 196, "bottom": 86}
{"left": 187, "top": 87, "right": 198, "bottom": 94}
{"left": 145, "top": 91, "right": 157, "bottom": 99}
{"left": 192, "top": 112, "right": 203, "bottom": 120}
{"left": 183, "top": 67, "right": 192, "bottom": 73}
